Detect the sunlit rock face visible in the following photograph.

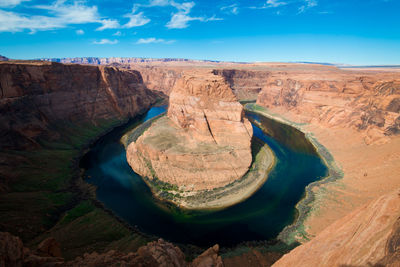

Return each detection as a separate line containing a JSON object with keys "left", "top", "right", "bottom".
{"left": 127, "top": 71, "right": 253, "bottom": 191}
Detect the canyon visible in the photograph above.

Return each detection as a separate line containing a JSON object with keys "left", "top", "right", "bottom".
{"left": 1, "top": 58, "right": 400, "bottom": 266}
{"left": 124, "top": 71, "right": 271, "bottom": 209}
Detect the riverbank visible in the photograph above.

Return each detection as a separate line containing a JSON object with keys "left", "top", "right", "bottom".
{"left": 245, "top": 103, "right": 400, "bottom": 244}
{"left": 0, "top": 110, "right": 158, "bottom": 260}
{"left": 245, "top": 104, "right": 342, "bottom": 243}
{"left": 122, "top": 114, "right": 276, "bottom": 210}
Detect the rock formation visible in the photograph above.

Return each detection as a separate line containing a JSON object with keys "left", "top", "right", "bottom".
{"left": 0, "top": 232, "right": 223, "bottom": 267}
{"left": 127, "top": 72, "right": 253, "bottom": 191}
{"left": 272, "top": 188, "right": 400, "bottom": 267}
{"left": 0, "top": 61, "right": 157, "bottom": 151}
{"left": 212, "top": 69, "right": 269, "bottom": 101}
{"left": 255, "top": 65, "right": 400, "bottom": 144}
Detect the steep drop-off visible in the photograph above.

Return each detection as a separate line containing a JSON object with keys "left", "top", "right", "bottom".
{"left": 0, "top": 61, "right": 156, "bottom": 151}
{"left": 0, "top": 61, "right": 157, "bottom": 258}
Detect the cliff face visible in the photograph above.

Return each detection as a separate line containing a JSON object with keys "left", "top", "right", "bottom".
{"left": 256, "top": 68, "right": 400, "bottom": 144}
{"left": 134, "top": 65, "right": 182, "bottom": 94}
{"left": 127, "top": 71, "right": 253, "bottom": 191}
{"left": 212, "top": 69, "right": 270, "bottom": 101}
{"left": 273, "top": 189, "right": 400, "bottom": 267}
{"left": 167, "top": 73, "right": 253, "bottom": 147}
{"left": 0, "top": 61, "right": 157, "bottom": 151}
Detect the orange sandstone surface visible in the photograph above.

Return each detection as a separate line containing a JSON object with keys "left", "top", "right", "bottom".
{"left": 273, "top": 188, "right": 400, "bottom": 267}
{"left": 126, "top": 71, "right": 253, "bottom": 192}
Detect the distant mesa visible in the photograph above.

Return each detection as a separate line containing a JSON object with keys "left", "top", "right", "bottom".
{"left": 39, "top": 57, "right": 221, "bottom": 65}
{"left": 0, "top": 55, "right": 9, "bottom": 61}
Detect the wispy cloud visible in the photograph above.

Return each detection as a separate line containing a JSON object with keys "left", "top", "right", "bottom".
{"left": 123, "top": 10, "right": 150, "bottom": 28}
{"left": 112, "top": 30, "right": 122, "bottom": 36}
{"left": 266, "top": 0, "right": 287, "bottom": 8}
{"left": 298, "top": 0, "right": 318, "bottom": 13}
{"left": 96, "top": 19, "right": 120, "bottom": 31}
{"left": 0, "top": 0, "right": 151, "bottom": 33}
{"left": 0, "top": 0, "right": 30, "bottom": 7}
{"left": 220, "top": 4, "right": 239, "bottom": 15}
{"left": 76, "top": 29, "right": 84, "bottom": 35}
{"left": 136, "top": 37, "right": 175, "bottom": 44}
{"left": 144, "top": 0, "right": 220, "bottom": 29}
{"left": 0, "top": 0, "right": 101, "bottom": 32}
{"left": 250, "top": 0, "right": 287, "bottom": 9}
{"left": 93, "top": 39, "right": 118, "bottom": 45}
{"left": 34, "top": 0, "right": 100, "bottom": 24}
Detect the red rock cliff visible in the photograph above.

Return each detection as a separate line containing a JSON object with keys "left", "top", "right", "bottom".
{"left": 0, "top": 61, "right": 157, "bottom": 150}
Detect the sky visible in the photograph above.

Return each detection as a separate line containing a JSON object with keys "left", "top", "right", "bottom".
{"left": 0, "top": 0, "right": 399, "bottom": 64}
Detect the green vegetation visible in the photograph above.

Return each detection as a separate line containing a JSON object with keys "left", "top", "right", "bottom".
{"left": 60, "top": 201, "right": 95, "bottom": 225}
{"left": 0, "top": 116, "right": 151, "bottom": 259}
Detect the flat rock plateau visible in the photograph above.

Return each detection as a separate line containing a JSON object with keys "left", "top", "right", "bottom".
{"left": 1, "top": 57, "right": 400, "bottom": 266}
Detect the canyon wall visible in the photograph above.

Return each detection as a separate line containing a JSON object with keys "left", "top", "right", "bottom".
{"left": 273, "top": 188, "right": 400, "bottom": 267}
{"left": 0, "top": 61, "right": 157, "bottom": 151}
{"left": 0, "top": 61, "right": 158, "bottom": 251}
{"left": 212, "top": 69, "right": 269, "bottom": 100}
{"left": 133, "top": 65, "right": 182, "bottom": 94}
{"left": 255, "top": 66, "right": 400, "bottom": 144}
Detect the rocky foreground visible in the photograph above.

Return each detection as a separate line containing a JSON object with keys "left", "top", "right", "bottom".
{"left": 127, "top": 71, "right": 253, "bottom": 192}
{"left": 0, "top": 232, "right": 223, "bottom": 267}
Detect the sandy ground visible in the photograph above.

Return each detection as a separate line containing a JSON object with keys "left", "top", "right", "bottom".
{"left": 266, "top": 107, "right": 400, "bottom": 240}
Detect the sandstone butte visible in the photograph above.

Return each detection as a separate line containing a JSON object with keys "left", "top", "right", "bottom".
{"left": 126, "top": 71, "right": 253, "bottom": 192}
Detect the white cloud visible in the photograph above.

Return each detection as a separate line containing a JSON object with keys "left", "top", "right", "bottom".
{"left": 166, "top": 13, "right": 196, "bottom": 29}
{"left": 76, "top": 29, "right": 84, "bottom": 34}
{"left": 0, "top": 9, "right": 62, "bottom": 32}
{"left": 163, "top": 1, "right": 221, "bottom": 29}
{"left": 96, "top": 19, "right": 120, "bottom": 31}
{"left": 123, "top": 11, "right": 150, "bottom": 28}
{"left": 35, "top": 0, "right": 100, "bottom": 24}
{"left": 250, "top": 0, "right": 287, "bottom": 9}
{"left": 136, "top": 37, "right": 175, "bottom": 44}
{"left": 266, "top": 0, "right": 287, "bottom": 8}
{"left": 148, "top": 0, "right": 170, "bottom": 6}
{"left": 112, "top": 30, "right": 122, "bottom": 36}
{"left": 93, "top": 39, "right": 118, "bottom": 44}
{"left": 0, "top": 0, "right": 30, "bottom": 7}
{"left": 298, "top": 0, "right": 317, "bottom": 13}
{"left": 0, "top": 0, "right": 105, "bottom": 32}
{"left": 221, "top": 4, "right": 239, "bottom": 15}
{"left": 0, "top": 0, "right": 149, "bottom": 33}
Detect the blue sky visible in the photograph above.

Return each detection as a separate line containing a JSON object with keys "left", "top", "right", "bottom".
{"left": 0, "top": 0, "right": 399, "bottom": 64}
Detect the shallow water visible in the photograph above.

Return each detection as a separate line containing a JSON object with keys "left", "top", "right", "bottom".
{"left": 81, "top": 106, "right": 327, "bottom": 247}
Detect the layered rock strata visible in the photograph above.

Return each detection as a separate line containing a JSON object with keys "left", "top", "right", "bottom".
{"left": 0, "top": 61, "right": 157, "bottom": 151}
{"left": 256, "top": 66, "right": 400, "bottom": 144}
{"left": 127, "top": 72, "right": 253, "bottom": 191}
{"left": 273, "top": 188, "right": 400, "bottom": 267}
